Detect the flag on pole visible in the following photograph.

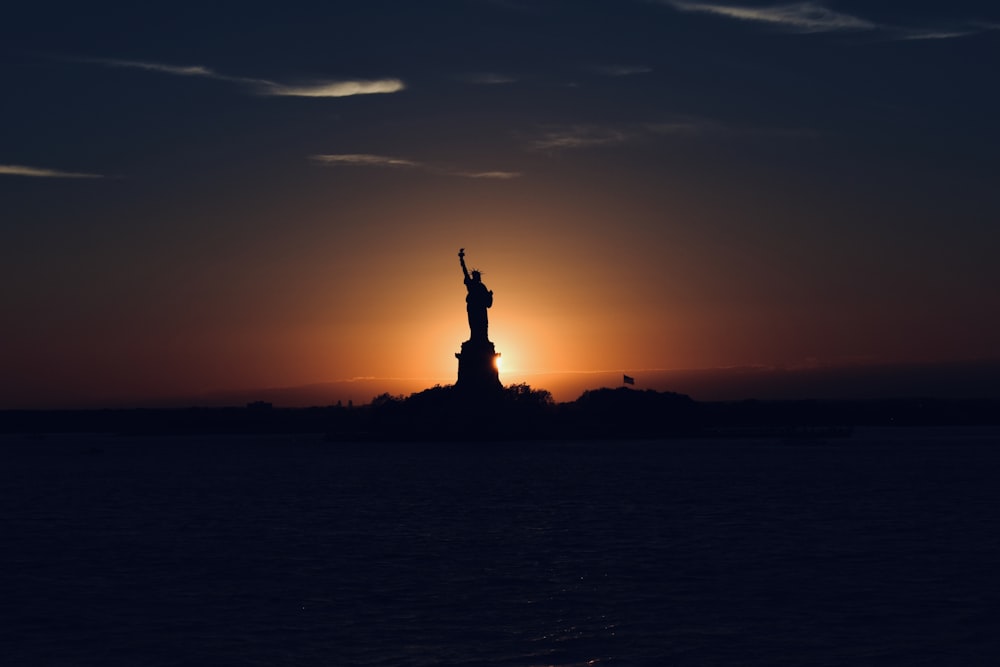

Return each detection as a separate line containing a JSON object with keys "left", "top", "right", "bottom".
{"left": 623, "top": 374, "right": 635, "bottom": 385}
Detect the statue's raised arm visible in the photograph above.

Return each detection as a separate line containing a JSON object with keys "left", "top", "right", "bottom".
{"left": 458, "top": 248, "right": 470, "bottom": 281}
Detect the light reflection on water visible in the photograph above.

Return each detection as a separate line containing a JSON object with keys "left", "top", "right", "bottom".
{"left": 3, "top": 430, "right": 1000, "bottom": 665}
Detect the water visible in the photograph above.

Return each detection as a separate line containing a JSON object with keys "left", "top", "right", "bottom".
{"left": 3, "top": 429, "right": 1000, "bottom": 665}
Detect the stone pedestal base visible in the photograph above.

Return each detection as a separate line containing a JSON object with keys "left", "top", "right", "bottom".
{"left": 455, "top": 339, "right": 502, "bottom": 393}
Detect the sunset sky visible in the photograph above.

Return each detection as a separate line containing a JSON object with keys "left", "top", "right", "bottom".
{"left": 3, "top": 1, "right": 999, "bottom": 407}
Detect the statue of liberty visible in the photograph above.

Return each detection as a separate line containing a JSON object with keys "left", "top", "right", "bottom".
{"left": 459, "top": 248, "right": 493, "bottom": 342}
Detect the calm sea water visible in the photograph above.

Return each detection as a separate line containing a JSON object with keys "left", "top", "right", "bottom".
{"left": 3, "top": 429, "right": 1000, "bottom": 666}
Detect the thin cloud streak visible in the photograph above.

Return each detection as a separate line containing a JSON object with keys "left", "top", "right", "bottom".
{"left": 528, "top": 120, "right": 713, "bottom": 152}
{"left": 593, "top": 65, "right": 653, "bottom": 76}
{"left": 310, "top": 154, "right": 419, "bottom": 168}
{"left": 258, "top": 79, "right": 405, "bottom": 97}
{"left": 458, "top": 72, "right": 518, "bottom": 85}
{"left": 892, "top": 28, "right": 981, "bottom": 41}
{"left": 309, "top": 154, "right": 520, "bottom": 179}
{"left": 454, "top": 170, "right": 521, "bottom": 179}
{"left": 527, "top": 118, "right": 814, "bottom": 152}
{"left": 661, "top": 1, "right": 997, "bottom": 40}
{"left": 78, "top": 56, "right": 405, "bottom": 98}
{"left": 529, "top": 125, "right": 633, "bottom": 151}
{"left": 0, "top": 164, "right": 103, "bottom": 179}
{"left": 663, "top": 1, "right": 875, "bottom": 32}
{"left": 89, "top": 58, "right": 220, "bottom": 78}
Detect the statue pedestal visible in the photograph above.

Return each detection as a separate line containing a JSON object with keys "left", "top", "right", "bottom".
{"left": 455, "top": 339, "right": 502, "bottom": 393}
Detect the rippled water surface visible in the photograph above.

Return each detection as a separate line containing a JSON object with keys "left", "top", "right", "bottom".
{"left": 4, "top": 429, "right": 1000, "bottom": 665}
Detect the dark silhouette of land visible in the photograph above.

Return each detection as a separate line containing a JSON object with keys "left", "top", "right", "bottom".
{"left": 2, "top": 391, "right": 999, "bottom": 438}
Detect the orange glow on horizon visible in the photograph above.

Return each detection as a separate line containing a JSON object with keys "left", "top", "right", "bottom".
{"left": 4, "top": 162, "right": 999, "bottom": 410}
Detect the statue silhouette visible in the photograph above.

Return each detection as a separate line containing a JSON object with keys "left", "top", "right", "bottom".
{"left": 455, "top": 248, "right": 502, "bottom": 393}
{"left": 459, "top": 248, "right": 493, "bottom": 342}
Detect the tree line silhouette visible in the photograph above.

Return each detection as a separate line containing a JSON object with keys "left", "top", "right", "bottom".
{"left": 3, "top": 386, "right": 999, "bottom": 438}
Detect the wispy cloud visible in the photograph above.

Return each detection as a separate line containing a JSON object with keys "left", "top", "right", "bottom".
{"left": 891, "top": 27, "right": 987, "bottom": 41}
{"left": 86, "top": 58, "right": 221, "bottom": 78}
{"left": 457, "top": 72, "right": 518, "bottom": 85}
{"left": 527, "top": 120, "right": 714, "bottom": 152}
{"left": 529, "top": 125, "right": 634, "bottom": 151}
{"left": 257, "top": 79, "right": 405, "bottom": 97}
{"left": 526, "top": 118, "right": 813, "bottom": 152}
{"left": 452, "top": 170, "right": 521, "bottom": 179}
{"left": 77, "top": 56, "right": 405, "bottom": 98}
{"left": 593, "top": 65, "right": 654, "bottom": 77}
{"left": 309, "top": 154, "right": 420, "bottom": 168}
{"left": 309, "top": 154, "right": 520, "bottom": 179}
{"left": 0, "top": 164, "right": 103, "bottom": 179}
{"left": 660, "top": 1, "right": 998, "bottom": 40}
{"left": 663, "top": 1, "right": 875, "bottom": 32}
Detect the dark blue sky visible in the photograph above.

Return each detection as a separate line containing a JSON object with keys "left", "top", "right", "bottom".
{"left": 3, "top": 1, "right": 999, "bottom": 406}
